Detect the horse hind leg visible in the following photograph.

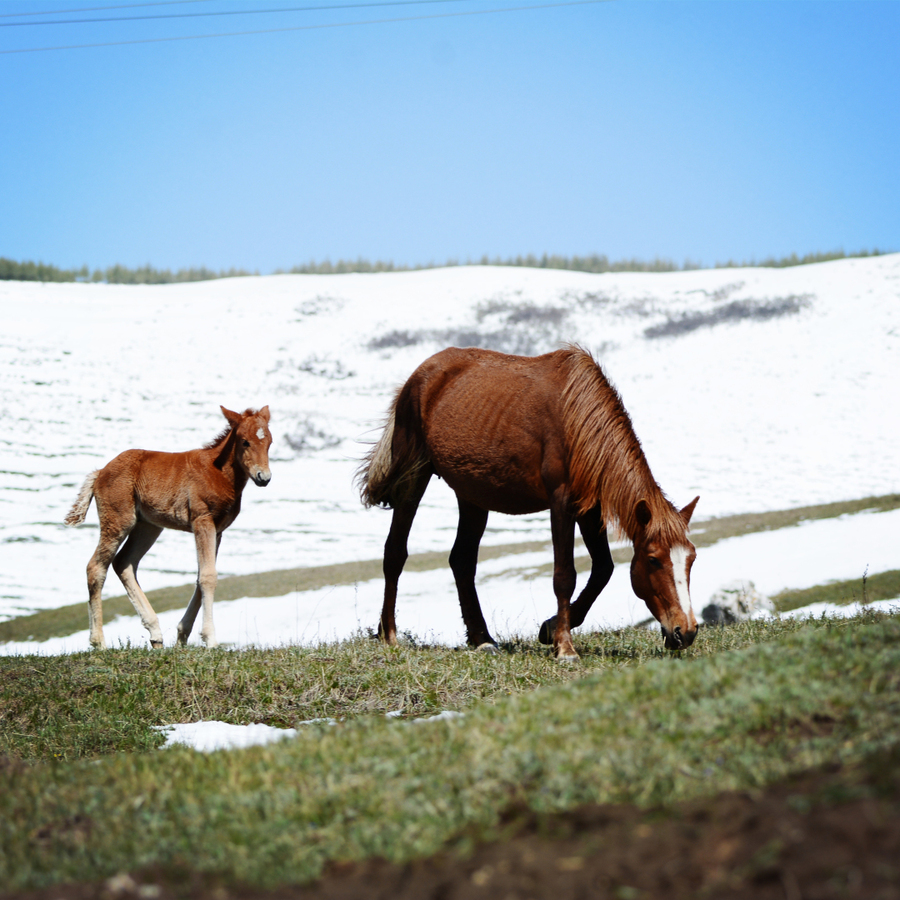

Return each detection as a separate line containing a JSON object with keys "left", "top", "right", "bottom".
{"left": 112, "top": 521, "right": 164, "bottom": 647}
{"left": 449, "top": 498, "right": 497, "bottom": 653}
{"left": 379, "top": 472, "right": 431, "bottom": 645}
{"left": 86, "top": 531, "right": 124, "bottom": 650}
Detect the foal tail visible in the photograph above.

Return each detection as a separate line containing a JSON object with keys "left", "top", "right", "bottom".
{"left": 357, "top": 388, "right": 430, "bottom": 509}
{"left": 64, "top": 471, "right": 99, "bottom": 526}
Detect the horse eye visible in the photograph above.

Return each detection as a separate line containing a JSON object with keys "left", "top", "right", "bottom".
{"left": 648, "top": 557, "right": 662, "bottom": 570}
{"left": 243, "top": 439, "right": 251, "bottom": 448}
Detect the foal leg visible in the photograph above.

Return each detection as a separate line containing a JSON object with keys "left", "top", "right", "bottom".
{"left": 112, "top": 521, "right": 164, "bottom": 648}
{"left": 177, "top": 532, "right": 221, "bottom": 645}
{"left": 539, "top": 507, "right": 614, "bottom": 644}
{"left": 191, "top": 519, "right": 220, "bottom": 648}
{"left": 449, "top": 498, "right": 497, "bottom": 652}
{"left": 549, "top": 492, "right": 579, "bottom": 661}
{"left": 379, "top": 473, "right": 431, "bottom": 645}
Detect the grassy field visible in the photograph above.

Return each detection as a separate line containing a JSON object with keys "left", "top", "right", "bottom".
{"left": 1, "top": 611, "right": 899, "bottom": 894}
{"left": 3, "top": 493, "right": 897, "bottom": 645}
{"left": 2, "top": 495, "right": 899, "bottom": 895}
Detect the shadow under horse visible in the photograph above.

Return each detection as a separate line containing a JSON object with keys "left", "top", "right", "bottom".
{"left": 358, "top": 345, "right": 698, "bottom": 660}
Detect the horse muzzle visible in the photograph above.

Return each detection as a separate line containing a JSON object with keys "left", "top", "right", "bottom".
{"left": 661, "top": 624, "right": 696, "bottom": 651}
{"left": 252, "top": 469, "right": 272, "bottom": 487}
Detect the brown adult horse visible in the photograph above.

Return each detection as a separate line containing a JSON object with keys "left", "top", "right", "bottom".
{"left": 65, "top": 406, "right": 272, "bottom": 650}
{"left": 359, "top": 346, "right": 699, "bottom": 660}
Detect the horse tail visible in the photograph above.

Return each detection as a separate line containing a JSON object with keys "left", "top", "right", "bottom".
{"left": 358, "top": 386, "right": 430, "bottom": 509}
{"left": 64, "top": 471, "right": 99, "bottom": 526}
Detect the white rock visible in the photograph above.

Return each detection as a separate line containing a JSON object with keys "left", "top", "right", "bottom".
{"left": 701, "top": 580, "right": 774, "bottom": 625}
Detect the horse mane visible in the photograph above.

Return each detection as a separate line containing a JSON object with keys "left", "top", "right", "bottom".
{"left": 203, "top": 408, "right": 261, "bottom": 450}
{"left": 560, "top": 345, "right": 687, "bottom": 543}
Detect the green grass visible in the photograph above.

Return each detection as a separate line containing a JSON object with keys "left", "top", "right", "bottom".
{"left": 1, "top": 612, "right": 897, "bottom": 893}
{"left": 0, "top": 616, "right": 805, "bottom": 763}
{"left": 4, "top": 493, "right": 897, "bottom": 645}
{"left": 773, "top": 568, "right": 900, "bottom": 612}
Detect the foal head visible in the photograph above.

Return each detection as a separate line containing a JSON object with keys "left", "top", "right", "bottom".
{"left": 221, "top": 405, "right": 273, "bottom": 487}
{"left": 629, "top": 496, "right": 699, "bottom": 650}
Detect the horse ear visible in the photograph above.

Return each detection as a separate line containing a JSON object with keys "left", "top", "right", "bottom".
{"left": 635, "top": 499, "right": 652, "bottom": 529}
{"left": 220, "top": 406, "right": 242, "bottom": 428}
{"left": 258, "top": 405, "right": 271, "bottom": 424}
{"left": 679, "top": 495, "right": 700, "bottom": 525}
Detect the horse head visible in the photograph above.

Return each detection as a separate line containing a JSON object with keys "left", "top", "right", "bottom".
{"left": 221, "top": 405, "right": 273, "bottom": 487}
{"left": 630, "top": 496, "right": 699, "bottom": 650}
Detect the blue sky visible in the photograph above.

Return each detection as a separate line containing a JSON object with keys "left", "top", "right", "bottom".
{"left": 1, "top": 0, "right": 897, "bottom": 272}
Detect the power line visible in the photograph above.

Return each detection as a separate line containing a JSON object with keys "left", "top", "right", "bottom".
{"left": 1, "top": 0, "right": 478, "bottom": 27}
{"left": 0, "top": 0, "right": 213, "bottom": 18}
{"left": 0, "top": 0, "right": 611, "bottom": 53}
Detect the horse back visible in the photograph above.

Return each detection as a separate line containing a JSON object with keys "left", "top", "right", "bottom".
{"left": 94, "top": 447, "right": 237, "bottom": 532}
{"left": 400, "top": 347, "right": 570, "bottom": 514}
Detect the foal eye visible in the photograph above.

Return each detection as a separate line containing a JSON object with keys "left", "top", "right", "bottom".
{"left": 243, "top": 439, "right": 251, "bottom": 448}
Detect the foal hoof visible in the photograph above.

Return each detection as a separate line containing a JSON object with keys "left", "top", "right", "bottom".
{"left": 556, "top": 650, "right": 580, "bottom": 663}
{"left": 538, "top": 617, "right": 556, "bottom": 645}
{"left": 477, "top": 642, "right": 500, "bottom": 656}
{"left": 150, "top": 640, "right": 164, "bottom": 649}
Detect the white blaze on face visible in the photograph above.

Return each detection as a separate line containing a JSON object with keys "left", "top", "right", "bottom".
{"left": 256, "top": 427, "right": 266, "bottom": 440}
{"left": 669, "top": 545, "right": 693, "bottom": 616}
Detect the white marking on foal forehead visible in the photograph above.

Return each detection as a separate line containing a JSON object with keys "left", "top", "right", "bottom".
{"left": 256, "top": 427, "right": 266, "bottom": 440}
{"left": 669, "top": 546, "right": 693, "bottom": 616}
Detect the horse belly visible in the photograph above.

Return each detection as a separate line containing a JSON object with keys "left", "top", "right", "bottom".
{"left": 441, "top": 466, "right": 550, "bottom": 515}
{"left": 136, "top": 501, "right": 193, "bottom": 533}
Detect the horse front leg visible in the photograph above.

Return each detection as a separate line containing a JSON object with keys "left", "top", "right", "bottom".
{"left": 178, "top": 532, "right": 221, "bottom": 645}
{"left": 379, "top": 474, "right": 431, "bottom": 645}
{"left": 549, "top": 493, "right": 579, "bottom": 661}
{"left": 190, "top": 519, "right": 219, "bottom": 648}
{"left": 449, "top": 498, "right": 496, "bottom": 652}
{"left": 539, "top": 507, "right": 613, "bottom": 644}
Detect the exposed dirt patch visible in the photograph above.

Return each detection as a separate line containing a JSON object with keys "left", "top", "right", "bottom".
{"left": 7, "top": 748, "right": 899, "bottom": 900}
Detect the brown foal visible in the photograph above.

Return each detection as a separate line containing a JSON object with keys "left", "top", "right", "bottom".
{"left": 65, "top": 406, "right": 272, "bottom": 649}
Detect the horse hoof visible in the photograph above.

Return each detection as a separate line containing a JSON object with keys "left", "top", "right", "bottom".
{"left": 150, "top": 640, "right": 163, "bottom": 649}
{"left": 555, "top": 647, "right": 579, "bottom": 662}
{"left": 538, "top": 618, "right": 555, "bottom": 645}
{"left": 477, "top": 642, "right": 500, "bottom": 655}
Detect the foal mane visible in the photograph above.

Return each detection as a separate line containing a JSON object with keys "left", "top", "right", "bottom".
{"left": 203, "top": 409, "right": 260, "bottom": 450}
{"left": 560, "top": 345, "right": 687, "bottom": 544}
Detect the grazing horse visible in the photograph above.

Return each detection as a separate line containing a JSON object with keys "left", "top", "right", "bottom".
{"left": 65, "top": 406, "right": 272, "bottom": 650}
{"left": 358, "top": 346, "right": 699, "bottom": 660}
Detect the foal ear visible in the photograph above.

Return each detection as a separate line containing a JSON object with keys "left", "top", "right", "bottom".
{"left": 258, "top": 405, "right": 271, "bottom": 424}
{"left": 679, "top": 495, "right": 700, "bottom": 526}
{"left": 634, "top": 499, "right": 653, "bottom": 529}
{"left": 220, "top": 406, "right": 242, "bottom": 428}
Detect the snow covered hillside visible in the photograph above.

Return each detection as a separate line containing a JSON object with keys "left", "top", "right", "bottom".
{"left": 1, "top": 256, "right": 898, "bottom": 647}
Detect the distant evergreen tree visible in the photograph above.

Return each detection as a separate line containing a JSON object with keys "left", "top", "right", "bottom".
{"left": 0, "top": 249, "right": 887, "bottom": 284}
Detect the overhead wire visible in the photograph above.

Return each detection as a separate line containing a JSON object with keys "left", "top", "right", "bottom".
{"left": 0, "top": 0, "right": 214, "bottom": 17}
{"left": 0, "top": 0, "right": 611, "bottom": 54}
{"left": 1, "top": 0, "right": 480, "bottom": 27}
